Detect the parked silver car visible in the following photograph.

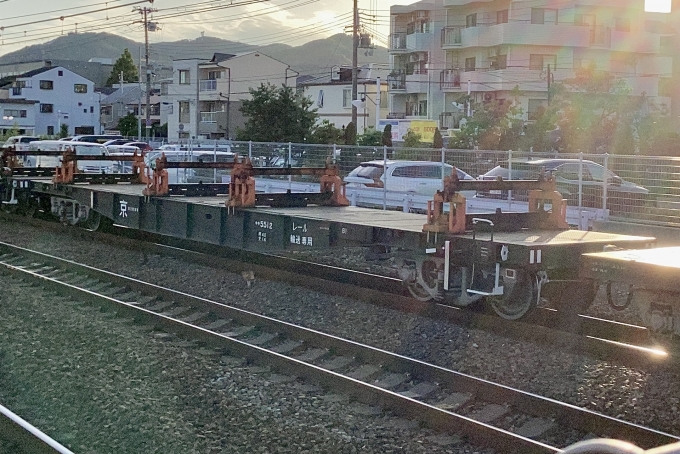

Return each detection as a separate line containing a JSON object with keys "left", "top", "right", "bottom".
{"left": 477, "top": 158, "right": 649, "bottom": 212}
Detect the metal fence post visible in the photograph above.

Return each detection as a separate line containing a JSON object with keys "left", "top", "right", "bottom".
{"left": 441, "top": 146, "right": 445, "bottom": 184}
{"left": 507, "top": 149, "right": 513, "bottom": 208}
{"left": 288, "top": 142, "right": 292, "bottom": 189}
{"left": 383, "top": 145, "right": 388, "bottom": 210}
{"left": 578, "top": 152, "right": 583, "bottom": 209}
{"left": 603, "top": 153, "right": 609, "bottom": 211}
{"left": 248, "top": 141, "right": 252, "bottom": 161}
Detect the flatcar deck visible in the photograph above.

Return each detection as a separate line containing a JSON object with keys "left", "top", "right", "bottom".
{"left": 457, "top": 228, "right": 655, "bottom": 247}
{"left": 581, "top": 246, "right": 680, "bottom": 292}
{"left": 252, "top": 206, "right": 427, "bottom": 233}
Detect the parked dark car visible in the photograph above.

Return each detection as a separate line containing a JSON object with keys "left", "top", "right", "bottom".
{"left": 476, "top": 158, "right": 649, "bottom": 213}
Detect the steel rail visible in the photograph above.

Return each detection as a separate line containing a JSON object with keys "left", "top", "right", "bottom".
{"left": 0, "top": 403, "right": 75, "bottom": 454}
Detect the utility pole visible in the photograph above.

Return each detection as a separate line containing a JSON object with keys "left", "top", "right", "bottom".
{"left": 135, "top": 2, "right": 157, "bottom": 139}
{"left": 351, "top": 0, "right": 358, "bottom": 132}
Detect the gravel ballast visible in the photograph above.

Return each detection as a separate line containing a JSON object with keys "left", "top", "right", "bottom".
{"left": 1, "top": 218, "right": 679, "bottom": 451}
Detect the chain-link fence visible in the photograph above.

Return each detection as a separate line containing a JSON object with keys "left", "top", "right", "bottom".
{"left": 149, "top": 139, "right": 680, "bottom": 226}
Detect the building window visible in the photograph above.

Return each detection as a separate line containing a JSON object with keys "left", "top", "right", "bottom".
{"left": 74, "top": 84, "right": 87, "bottom": 93}
{"left": 90, "top": 106, "right": 94, "bottom": 113}
{"left": 58, "top": 70, "right": 63, "bottom": 76}
{"left": 208, "top": 71, "right": 222, "bottom": 80}
{"left": 497, "top": 10, "right": 508, "bottom": 24}
{"left": 179, "top": 70, "right": 190, "bottom": 84}
{"left": 47, "top": 126, "right": 54, "bottom": 135}
{"left": 179, "top": 101, "right": 190, "bottom": 124}
{"left": 530, "top": 54, "right": 556, "bottom": 71}
{"left": 465, "top": 57, "right": 476, "bottom": 72}
{"left": 342, "top": 88, "right": 352, "bottom": 108}
{"left": 466, "top": 14, "right": 477, "bottom": 28}
{"left": 40, "top": 103, "right": 54, "bottom": 113}
{"left": 39, "top": 80, "right": 54, "bottom": 90}
{"left": 574, "top": 14, "right": 595, "bottom": 27}
{"left": 490, "top": 55, "right": 507, "bottom": 70}
{"left": 531, "top": 8, "right": 558, "bottom": 24}
{"left": 615, "top": 17, "right": 630, "bottom": 32}
{"left": 3, "top": 109, "right": 27, "bottom": 118}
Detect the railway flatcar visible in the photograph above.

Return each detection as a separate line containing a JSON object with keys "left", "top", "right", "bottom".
{"left": 0, "top": 146, "right": 668, "bottom": 330}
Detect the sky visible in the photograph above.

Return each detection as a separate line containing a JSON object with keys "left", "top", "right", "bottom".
{"left": 0, "top": 0, "right": 673, "bottom": 58}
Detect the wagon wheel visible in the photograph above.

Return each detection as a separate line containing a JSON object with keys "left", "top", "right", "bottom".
{"left": 407, "top": 257, "right": 440, "bottom": 302}
{"left": 488, "top": 270, "right": 537, "bottom": 320}
{"left": 606, "top": 281, "right": 633, "bottom": 311}
{"left": 82, "top": 210, "right": 102, "bottom": 231}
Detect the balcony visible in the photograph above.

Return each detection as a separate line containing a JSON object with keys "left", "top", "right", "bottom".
{"left": 388, "top": 72, "right": 406, "bottom": 90}
{"left": 199, "top": 79, "right": 218, "bottom": 92}
{"left": 405, "top": 101, "right": 427, "bottom": 117}
{"left": 441, "top": 26, "right": 462, "bottom": 48}
{"left": 198, "top": 111, "right": 227, "bottom": 132}
{"left": 390, "top": 33, "right": 407, "bottom": 51}
{"left": 440, "top": 69, "right": 461, "bottom": 90}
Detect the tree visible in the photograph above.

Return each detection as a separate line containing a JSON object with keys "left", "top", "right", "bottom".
{"left": 344, "top": 121, "right": 357, "bottom": 145}
{"left": 381, "top": 124, "right": 393, "bottom": 147}
{"left": 402, "top": 128, "right": 423, "bottom": 148}
{"left": 236, "top": 83, "right": 317, "bottom": 142}
{"left": 432, "top": 128, "right": 443, "bottom": 149}
{"left": 356, "top": 126, "right": 382, "bottom": 146}
{"left": 59, "top": 123, "right": 69, "bottom": 138}
{"left": 106, "top": 48, "right": 139, "bottom": 87}
{"left": 117, "top": 113, "right": 138, "bottom": 137}
{"left": 309, "top": 120, "right": 344, "bottom": 144}
{"left": 551, "top": 64, "right": 635, "bottom": 154}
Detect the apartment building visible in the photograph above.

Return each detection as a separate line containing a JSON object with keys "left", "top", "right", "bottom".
{"left": 389, "top": 0, "right": 674, "bottom": 137}
{"left": 297, "top": 65, "right": 388, "bottom": 135}
{"left": 165, "top": 52, "right": 297, "bottom": 141}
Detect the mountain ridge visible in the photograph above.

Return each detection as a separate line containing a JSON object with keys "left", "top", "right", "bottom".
{"left": 0, "top": 32, "right": 388, "bottom": 77}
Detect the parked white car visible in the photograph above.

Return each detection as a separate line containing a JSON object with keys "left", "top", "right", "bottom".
{"left": 3, "top": 135, "right": 40, "bottom": 152}
{"left": 344, "top": 160, "right": 475, "bottom": 196}
{"left": 24, "top": 140, "right": 115, "bottom": 173}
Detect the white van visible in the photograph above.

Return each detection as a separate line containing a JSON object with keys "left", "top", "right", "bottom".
{"left": 3, "top": 136, "right": 40, "bottom": 152}
{"left": 25, "top": 140, "right": 116, "bottom": 173}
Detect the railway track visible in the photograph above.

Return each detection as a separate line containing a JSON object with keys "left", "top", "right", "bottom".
{"left": 1, "top": 241, "right": 677, "bottom": 453}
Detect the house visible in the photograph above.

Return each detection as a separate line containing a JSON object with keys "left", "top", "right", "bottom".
{"left": 388, "top": 0, "right": 675, "bottom": 137}
{"left": 6, "top": 65, "right": 100, "bottom": 136}
{"left": 100, "top": 83, "right": 161, "bottom": 134}
{"left": 0, "top": 99, "right": 38, "bottom": 136}
{"left": 297, "top": 64, "right": 388, "bottom": 135}
{"left": 164, "top": 52, "right": 298, "bottom": 141}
